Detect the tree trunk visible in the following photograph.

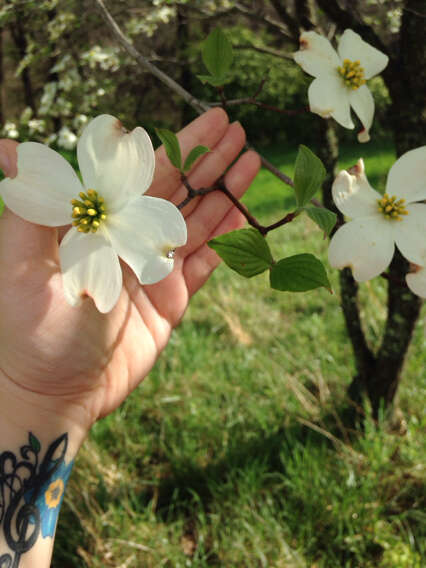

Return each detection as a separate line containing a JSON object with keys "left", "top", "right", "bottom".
{"left": 9, "top": 12, "right": 36, "bottom": 112}
{"left": 313, "top": 0, "right": 425, "bottom": 418}
{"left": 0, "top": 29, "right": 3, "bottom": 124}
{"left": 318, "top": 121, "right": 377, "bottom": 418}
{"left": 366, "top": 0, "right": 425, "bottom": 415}
{"left": 47, "top": 8, "right": 62, "bottom": 133}
{"left": 177, "top": 6, "right": 195, "bottom": 128}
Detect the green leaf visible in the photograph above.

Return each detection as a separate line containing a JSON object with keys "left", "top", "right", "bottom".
{"left": 270, "top": 253, "right": 331, "bottom": 292}
{"left": 183, "top": 145, "right": 210, "bottom": 172}
{"left": 294, "top": 145, "right": 326, "bottom": 207}
{"left": 303, "top": 206, "right": 337, "bottom": 236}
{"left": 29, "top": 432, "right": 41, "bottom": 454}
{"left": 202, "top": 27, "right": 233, "bottom": 78}
{"left": 155, "top": 128, "right": 182, "bottom": 170}
{"left": 196, "top": 74, "right": 228, "bottom": 87}
{"left": 0, "top": 196, "right": 4, "bottom": 217}
{"left": 208, "top": 228, "right": 274, "bottom": 278}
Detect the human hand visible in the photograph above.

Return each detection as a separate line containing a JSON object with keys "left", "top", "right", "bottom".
{"left": 0, "top": 108, "right": 260, "bottom": 439}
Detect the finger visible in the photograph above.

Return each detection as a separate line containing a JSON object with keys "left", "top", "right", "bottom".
{"left": 183, "top": 206, "right": 246, "bottom": 298}
{"left": 181, "top": 150, "right": 261, "bottom": 257}
{"left": 169, "top": 120, "right": 247, "bottom": 217}
{"left": 0, "top": 139, "right": 18, "bottom": 178}
{"left": 139, "top": 256, "right": 189, "bottom": 330}
{"left": 147, "top": 108, "right": 229, "bottom": 200}
{"left": 0, "top": 139, "right": 58, "bottom": 268}
{"left": 142, "top": 204, "right": 247, "bottom": 328}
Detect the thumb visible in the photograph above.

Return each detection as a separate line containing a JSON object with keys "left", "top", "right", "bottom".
{"left": 0, "top": 139, "right": 58, "bottom": 267}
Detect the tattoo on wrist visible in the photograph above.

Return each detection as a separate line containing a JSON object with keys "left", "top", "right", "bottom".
{"left": 0, "top": 432, "right": 73, "bottom": 568}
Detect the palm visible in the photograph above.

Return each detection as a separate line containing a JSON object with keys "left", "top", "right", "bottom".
{"left": 0, "top": 110, "right": 259, "bottom": 429}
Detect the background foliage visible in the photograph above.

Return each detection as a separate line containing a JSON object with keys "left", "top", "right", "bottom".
{"left": 0, "top": 0, "right": 392, "bottom": 147}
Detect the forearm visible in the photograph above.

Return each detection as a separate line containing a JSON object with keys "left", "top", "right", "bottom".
{"left": 0, "top": 376, "right": 87, "bottom": 568}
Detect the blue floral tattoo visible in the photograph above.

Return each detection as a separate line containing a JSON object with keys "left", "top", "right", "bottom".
{"left": 0, "top": 432, "right": 73, "bottom": 568}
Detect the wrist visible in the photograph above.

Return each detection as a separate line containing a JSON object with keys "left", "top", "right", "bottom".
{"left": 0, "top": 369, "right": 91, "bottom": 454}
{"left": 0, "top": 372, "right": 87, "bottom": 568}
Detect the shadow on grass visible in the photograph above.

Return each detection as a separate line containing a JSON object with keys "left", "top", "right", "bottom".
{"left": 141, "top": 420, "right": 335, "bottom": 516}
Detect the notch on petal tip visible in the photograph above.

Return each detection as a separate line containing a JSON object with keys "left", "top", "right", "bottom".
{"left": 357, "top": 129, "right": 370, "bottom": 143}
{"left": 114, "top": 118, "right": 128, "bottom": 135}
{"left": 347, "top": 158, "right": 365, "bottom": 177}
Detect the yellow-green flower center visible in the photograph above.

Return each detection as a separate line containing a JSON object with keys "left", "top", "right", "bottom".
{"left": 337, "top": 59, "right": 366, "bottom": 90}
{"left": 377, "top": 193, "right": 408, "bottom": 221}
{"left": 71, "top": 189, "right": 106, "bottom": 233}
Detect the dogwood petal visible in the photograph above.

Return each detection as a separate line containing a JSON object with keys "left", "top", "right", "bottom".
{"left": 328, "top": 216, "right": 394, "bottom": 281}
{"left": 337, "top": 29, "right": 389, "bottom": 79}
{"left": 77, "top": 114, "right": 155, "bottom": 211}
{"left": 105, "top": 196, "right": 187, "bottom": 285}
{"left": 406, "top": 266, "right": 426, "bottom": 299}
{"left": 393, "top": 203, "right": 426, "bottom": 265}
{"left": 385, "top": 146, "right": 426, "bottom": 203}
{"left": 0, "top": 142, "right": 82, "bottom": 226}
{"left": 308, "top": 76, "right": 354, "bottom": 129}
{"left": 349, "top": 85, "right": 374, "bottom": 143}
{"left": 293, "top": 31, "right": 340, "bottom": 77}
{"left": 59, "top": 228, "right": 122, "bottom": 313}
{"left": 332, "top": 161, "right": 380, "bottom": 218}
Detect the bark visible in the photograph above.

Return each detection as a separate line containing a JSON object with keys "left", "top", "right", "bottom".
{"left": 46, "top": 8, "right": 62, "bottom": 133}
{"left": 293, "top": 0, "right": 315, "bottom": 31}
{"left": 9, "top": 11, "right": 36, "bottom": 112}
{"left": 177, "top": 6, "right": 195, "bottom": 128}
{"left": 269, "top": 0, "right": 299, "bottom": 40}
{"left": 0, "top": 29, "right": 3, "bottom": 124}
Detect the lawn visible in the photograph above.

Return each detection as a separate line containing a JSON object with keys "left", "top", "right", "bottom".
{"left": 4, "top": 142, "right": 424, "bottom": 567}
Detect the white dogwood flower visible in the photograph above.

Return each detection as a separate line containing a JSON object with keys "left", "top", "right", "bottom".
{"left": 294, "top": 29, "right": 388, "bottom": 142}
{"left": 328, "top": 146, "right": 426, "bottom": 285}
{"left": 0, "top": 114, "right": 187, "bottom": 313}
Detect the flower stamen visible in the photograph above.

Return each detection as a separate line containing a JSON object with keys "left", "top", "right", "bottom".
{"left": 337, "top": 59, "right": 366, "bottom": 90}
{"left": 377, "top": 193, "right": 408, "bottom": 221}
{"left": 71, "top": 189, "right": 107, "bottom": 233}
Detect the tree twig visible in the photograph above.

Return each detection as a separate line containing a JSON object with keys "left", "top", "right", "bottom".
{"left": 210, "top": 98, "right": 306, "bottom": 115}
{"left": 94, "top": 0, "right": 208, "bottom": 114}
{"left": 178, "top": 174, "right": 297, "bottom": 235}
{"left": 233, "top": 1, "right": 293, "bottom": 39}
{"left": 94, "top": 0, "right": 296, "bottom": 189}
{"left": 233, "top": 43, "right": 293, "bottom": 60}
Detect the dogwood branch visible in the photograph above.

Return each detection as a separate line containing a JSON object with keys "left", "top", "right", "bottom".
{"left": 178, "top": 174, "right": 297, "bottom": 236}
{"left": 94, "top": 0, "right": 208, "bottom": 114}
{"left": 209, "top": 77, "right": 305, "bottom": 115}
{"left": 93, "top": 0, "right": 295, "bottom": 189}
{"left": 233, "top": 44, "right": 293, "bottom": 60}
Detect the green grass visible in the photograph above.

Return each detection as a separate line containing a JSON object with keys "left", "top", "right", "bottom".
{"left": 50, "top": 143, "right": 424, "bottom": 567}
